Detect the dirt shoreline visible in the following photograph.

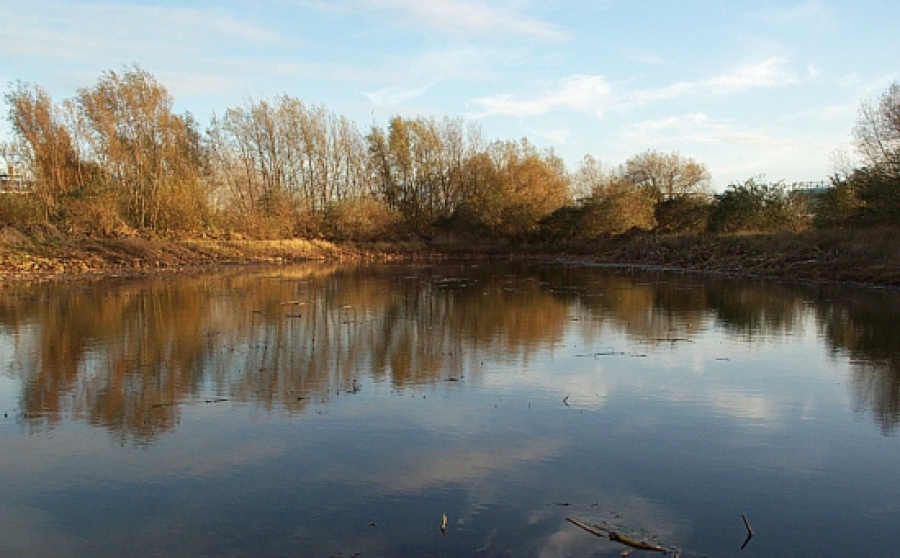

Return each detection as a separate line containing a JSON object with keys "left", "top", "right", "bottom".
{"left": 2, "top": 226, "right": 899, "bottom": 288}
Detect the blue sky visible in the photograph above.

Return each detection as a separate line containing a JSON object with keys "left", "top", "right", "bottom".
{"left": 1, "top": 0, "right": 898, "bottom": 189}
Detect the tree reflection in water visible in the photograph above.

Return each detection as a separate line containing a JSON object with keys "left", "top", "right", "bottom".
{"left": 1, "top": 262, "right": 898, "bottom": 441}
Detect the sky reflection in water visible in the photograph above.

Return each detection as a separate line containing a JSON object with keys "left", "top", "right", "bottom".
{"left": 1, "top": 262, "right": 899, "bottom": 557}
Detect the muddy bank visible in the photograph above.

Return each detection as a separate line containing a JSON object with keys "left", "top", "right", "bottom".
{"left": 0, "top": 226, "right": 426, "bottom": 282}
{"left": 2, "top": 225, "right": 899, "bottom": 287}
{"left": 530, "top": 227, "right": 900, "bottom": 288}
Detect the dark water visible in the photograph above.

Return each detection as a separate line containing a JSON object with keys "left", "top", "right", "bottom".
{"left": 1, "top": 262, "right": 899, "bottom": 557}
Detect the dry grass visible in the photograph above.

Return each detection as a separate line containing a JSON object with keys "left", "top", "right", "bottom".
{"left": 3, "top": 225, "right": 899, "bottom": 286}
{"left": 551, "top": 227, "right": 900, "bottom": 286}
{"left": 0, "top": 232, "right": 426, "bottom": 282}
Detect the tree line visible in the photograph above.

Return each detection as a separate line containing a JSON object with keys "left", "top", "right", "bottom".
{"left": 3, "top": 66, "right": 899, "bottom": 242}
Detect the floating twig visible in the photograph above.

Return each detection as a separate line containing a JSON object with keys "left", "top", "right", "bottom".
{"left": 609, "top": 531, "right": 667, "bottom": 554}
{"left": 741, "top": 513, "right": 754, "bottom": 550}
{"left": 567, "top": 517, "right": 668, "bottom": 555}
{"left": 566, "top": 517, "right": 608, "bottom": 538}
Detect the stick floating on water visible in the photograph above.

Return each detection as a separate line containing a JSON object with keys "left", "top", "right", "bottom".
{"left": 566, "top": 517, "right": 607, "bottom": 538}
{"left": 741, "top": 513, "right": 754, "bottom": 550}
{"left": 567, "top": 517, "right": 668, "bottom": 555}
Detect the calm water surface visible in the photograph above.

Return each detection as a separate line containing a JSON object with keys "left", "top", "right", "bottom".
{"left": 1, "top": 262, "right": 899, "bottom": 557}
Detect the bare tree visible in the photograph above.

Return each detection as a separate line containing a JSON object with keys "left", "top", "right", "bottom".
{"left": 208, "top": 95, "right": 371, "bottom": 232}
{"left": 4, "top": 82, "right": 88, "bottom": 215}
{"left": 367, "top": 115, "right": 482, "bottom": 233}
{"left": 854, "top": 82, "right": 900, "bottom": 175}
{"left": 622, "top": 150, "right": 711, "bottom": 203}
{"left": 77, "top": 66, "right": 207, "bottom": 231}
{"left": 573, "top": 154, "right": 621, "bottom": 201}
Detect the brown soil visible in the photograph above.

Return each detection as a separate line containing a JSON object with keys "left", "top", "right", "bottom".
{"left": 2, "top": 226, "right": 899, "bottom": 288}
{"left": 533, "top": 227, "right": 900, "bottom": 287}
{"left": 0, "top": 231, "right": 426, "bottom": 282}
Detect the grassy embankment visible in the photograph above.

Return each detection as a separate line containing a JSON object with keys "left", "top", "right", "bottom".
{"left": 2, "top": 224, "right": 899, "bottom": 287}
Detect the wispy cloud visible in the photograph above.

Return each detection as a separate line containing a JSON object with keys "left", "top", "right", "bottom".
{"left": 0, "top": 1, "right": 281, "bottom": 63}
{"left": 473, "top": 74, "right": 616, "bottom": 118}
{"left": 473, "top": 57, "right": 800, "bottom": 118}
{"left": 616, "top": 111, "right": 841, "bottom": 183}
{"left": 358, "top": 0, "right": 567, "bottom": 40}
{"left": 528, "top": 128, "right": 572, "bottom": 145}
{"left": 628, "top": 57, "right": 798, "bottom": 106}
{"left": 366, "top": 82, "right": 436, "bottom": 106}
{"left": 621, "top": 113, "right": 790, "bottom": 149}
{"left": 364, "top": 46, "right": 499, "bottom": 106}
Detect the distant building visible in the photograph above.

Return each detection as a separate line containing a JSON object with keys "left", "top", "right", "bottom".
{"left": 789, "top": 181, "right": 831, "bottom": 211}
{"left": 0, "top": 165, "right": 32, "bottom": 193}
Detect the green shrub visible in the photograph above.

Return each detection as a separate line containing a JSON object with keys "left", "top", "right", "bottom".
{"left": 709, "top": 178, "right": 809, "bottom": 233}
{"left": 654, "top": 195, "right": 712, "bottom": 234}
{"left": 813, "top": 176, "right": 863, "bottom": 229}
{"left": 848, "top": 167, "right": 900, "bottom": 225}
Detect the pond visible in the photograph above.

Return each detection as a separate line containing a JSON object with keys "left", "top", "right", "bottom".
{"left": 1, "top": 261, "right": 899, "bottom": 557}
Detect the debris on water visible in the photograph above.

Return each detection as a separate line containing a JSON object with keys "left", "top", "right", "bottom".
{"left": 741, "top": 513, "right": 754, "bottom": 549}
{"left": 563, "top": 394, "right": 570, "bottom": 407}
{"left": 655, "top": 337, "right": 694, "bottom": 344}
{"left": 609, "top": 531, "right": 667, "bottom": 554}
{"left": 567, "top": 517, "right": 669, "bottom": 555}
{"left": 566, "top": 517, "right": 608, "bottom": 538}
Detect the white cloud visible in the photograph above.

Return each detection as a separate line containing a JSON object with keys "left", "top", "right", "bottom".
{"left": 358, "top": 0, "right": 567, "bottom": 40}
{"left": 366, "top": 82, "right": 436, "bottom": 106}
{"left": 0, "top": 1, "right": 281, "bottom": 64}
{"left": 473, "top": 74, "right": 616, "bottom": 118}
{"left": 629, "top": 57, "right": 798, "bottom": 106}
{"left": 617, "top": 111, "right": 844, "bottom": 184}
{"left": 622, "top": 113, "right": 790, "bottom": 149}
{"left": 473, "top": 58, "right": 799, "bottom": 118}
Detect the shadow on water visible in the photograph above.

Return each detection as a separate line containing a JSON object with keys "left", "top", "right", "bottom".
{"left": 1, "top": 261, "right": 899, "bottom": 441}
